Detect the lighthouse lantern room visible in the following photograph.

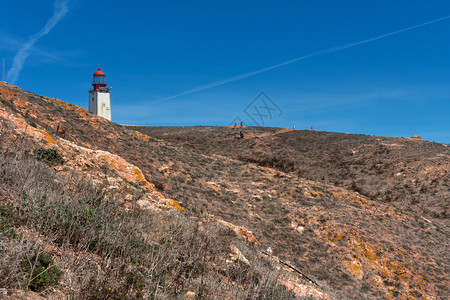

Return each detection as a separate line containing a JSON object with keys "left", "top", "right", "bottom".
{"left": 89, "top": 68, "right": 111, "bottom": 121}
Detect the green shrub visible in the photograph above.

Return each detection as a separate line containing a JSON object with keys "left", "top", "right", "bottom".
{"left": 34, "top": 148, "right": 64, "bottom": 164}
{"left": 21, "top": 253, "right": 62, "bottom": 292}
{"left": 1, "top": 218, "right": 16, "bottom": 238}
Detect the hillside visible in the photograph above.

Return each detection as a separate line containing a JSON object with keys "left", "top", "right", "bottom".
{"left": 0, "top": 82, "right": 448, "bottom": 299}
{"left": 132, "top": 126, "right": 449, "bottom": 221}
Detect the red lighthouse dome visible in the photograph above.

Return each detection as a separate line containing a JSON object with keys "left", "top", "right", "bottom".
{"left": 93, "top": 68, "right": 105, "bottom": 76}
{"left": 92, "top": 68, "right": 108, "bottom": 90}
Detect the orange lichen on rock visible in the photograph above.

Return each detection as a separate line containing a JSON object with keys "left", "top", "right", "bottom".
{"left": 409, "top": 136, "right": 422, "bottom": 140}
{"left": 37, "top": 129, "right": 56, "bottom": 144}
{"left": 163, "top": 199, "right": 184, "bottom": 211}
{"left": 106, "top": 133, "right": 121, "bottom": 140}
{"left": 331, "top": 189, "right": 372, "bottom": 207}
{"left": 353, "top": 241, "right": 363, "bottom": 252}
{"left": 75, "top": 107, "right": 89, "bottom": 118}
{"left": 336, "top": 234, "right": 433, "bottom": 297}
{"left": 73, "top": 107, "right": 108, "bottom": 129}
{"left": 343, "top": 259, "right": 364, "bottom": 280}
{"left": 53, "top": 139, "right": 186, "bottom": 213}
{"left": 351, "top": 240, "right": 379, "bottom": 261}
{"left": 237, "top": 227, "right": 261, "bottom": 246}
{"left": 133, "top": 166, "right": 145, "bottom": 179}
{"left": 0, "top": 106, "right": 56, "bottom": 145}
{"left": 332, "top": 234, "right": 344, "bottom": 243}
{"left": 131, "top": 166, "right": 154, "bottom": 189}
{"left": 0, "top": 86, "right": 18, "bottom": 100}
{"left": 381, "top": 266, "right": 390, "bottom": 279}
{"left": 97, "top": 153, "right": 153, "bottom": 191}
{"left": 364, "top": 247, "right": 378, "bottom": 260}
{"left": 131, "top": 131, "right": 150, "bottom": 141}
{"left": 52, "top": 98, "right": 77, "bottom": 111}
{"left": 13, "top": 98, "right": 29, "bottom": 110}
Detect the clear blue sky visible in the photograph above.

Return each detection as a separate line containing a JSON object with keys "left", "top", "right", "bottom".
{"left": 1, "top": 0, "right": 449, "bottom": 143}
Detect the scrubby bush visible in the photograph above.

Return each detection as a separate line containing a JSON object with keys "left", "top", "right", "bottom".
{"left": 20, "top": 253, "right": 62, "bottom": 292}
{"left": 33, "top": 147, "right": 64, "bottom": 164}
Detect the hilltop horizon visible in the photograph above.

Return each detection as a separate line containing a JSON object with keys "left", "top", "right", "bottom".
{"left": 123, "top": 123, "right": 450, "bottom": 145}
{"left": 1, "top": 1, "right": 450, "bottom": 143}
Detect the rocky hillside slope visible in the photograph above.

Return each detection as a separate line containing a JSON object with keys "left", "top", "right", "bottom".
{"left": 0, "top": 82, "right": 448, "bottom": 299}
{"left": 133, "top": 126, "right": 449, "bottom": 221}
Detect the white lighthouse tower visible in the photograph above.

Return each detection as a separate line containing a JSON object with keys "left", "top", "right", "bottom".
{"left": 89, "top": 68, "right": 111, "bottom": 121}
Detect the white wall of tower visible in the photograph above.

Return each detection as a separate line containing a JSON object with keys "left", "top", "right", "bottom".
{"left": 89, "top": 90, "right": 111, "bottom": 121}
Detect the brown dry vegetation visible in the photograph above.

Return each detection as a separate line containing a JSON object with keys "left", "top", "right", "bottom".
{"left": 126, "top": 128, "right": 449, "bottom": 299}
{"left": 133, "top": 126, "right": 449, "bottom": 220}
{"left": 0, "top": 82, "right": 448, "bottom": 299}
{"left": 0, "top": 155, "right": 298, "bottom": 299}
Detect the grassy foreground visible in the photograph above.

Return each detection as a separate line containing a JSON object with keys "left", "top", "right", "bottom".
{"left": 0, "top": 153, "right": 300, "bottom": 299}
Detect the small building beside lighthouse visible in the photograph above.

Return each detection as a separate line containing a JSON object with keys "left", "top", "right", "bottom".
{"left": 89, "top": 68, "right": 111, "bottom": 121}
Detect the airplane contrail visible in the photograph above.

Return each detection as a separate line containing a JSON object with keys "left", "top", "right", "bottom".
{"left": 154, "top": 15, "right": 450, "bottom": 103}
{"left": 7, "top": 0, "right": 70, "bottom": 84}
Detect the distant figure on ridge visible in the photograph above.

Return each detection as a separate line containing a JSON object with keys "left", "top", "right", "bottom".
{"left": 240, "top": 121, "right": 243, "bottom": 127}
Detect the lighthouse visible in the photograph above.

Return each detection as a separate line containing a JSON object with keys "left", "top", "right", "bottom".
{"left": 89, "top": 68, "right": 111, "bottom": 121}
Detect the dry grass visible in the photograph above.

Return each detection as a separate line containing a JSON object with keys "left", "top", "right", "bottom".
{"left": 0, "top": 155, "right": 303, "bottom": 299}
{"left": 133, "top": 126, "right": 449, "bottom": 220}
{"left": 128, "top": 125, "right": 449, "bottom": 299}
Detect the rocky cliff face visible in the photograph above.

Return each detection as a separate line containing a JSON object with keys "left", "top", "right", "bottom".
{"left": 0, "top": 82, "right": 448, "bottom": 299}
